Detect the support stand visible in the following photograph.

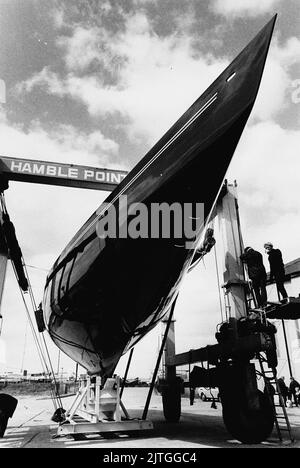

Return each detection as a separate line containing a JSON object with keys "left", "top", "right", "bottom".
{"left": 56, "top": 375, "right": 153, "bottom": 437}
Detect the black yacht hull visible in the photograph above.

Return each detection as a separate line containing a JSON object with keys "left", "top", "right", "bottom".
{"left": 43, "top": 17, "right": 276, "bottom": 376}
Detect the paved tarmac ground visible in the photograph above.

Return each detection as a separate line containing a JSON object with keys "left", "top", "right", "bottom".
{"left": 1, "top": 388, "right": 300, "bottom": 449}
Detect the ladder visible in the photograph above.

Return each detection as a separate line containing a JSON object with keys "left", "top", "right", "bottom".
{"left": 246, "top": 283, "right": 257, "bottom": 310}
{"left": 257, "top": 352, "right": 294, "bottom": 443}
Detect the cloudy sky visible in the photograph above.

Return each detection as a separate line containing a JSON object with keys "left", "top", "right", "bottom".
{"left": 0, "top": 0, "right": 299, "bottom": 380}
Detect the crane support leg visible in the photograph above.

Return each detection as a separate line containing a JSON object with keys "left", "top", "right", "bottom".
{"left": 219, "top": 360, "right": 274, "bottom": 444}
{"left": 161, "top": 303, "right": 183, "bottom": 423}
{"left": 216, "top": 183, "right": 275, "bottom": 443}
{"left": 142, "top": 297, "right": 182, "bottom": 422}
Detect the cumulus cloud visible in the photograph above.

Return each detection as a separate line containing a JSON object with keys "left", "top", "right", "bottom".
{"left": 57, "top": 26, "right": 108, "bottom": 72}
{"left": 17, "top": 12, "right": 228, "bottom": 145}
{"left": 17, "top": 66, "right": 67, "bottom": 96}
{"left": 17, "top": 11, "right": 300, "bottom": 146}
{"left": 227, "top": 120, "right": 300, "bottom": 262}
{"left": 251, "top": 36, "right": 300, "bottom": 121}
{"left": 0, "top": 110, "right": 119, "bottom": 167}
{"left": 212, "top": 0, "right": 281, "bottom": 17}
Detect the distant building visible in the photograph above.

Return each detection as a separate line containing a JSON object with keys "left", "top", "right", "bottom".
{"left": 267, "top": 257, "right": 300, "bottom": 381}
{"left": 0, "top": 372, "right": 23, "bottom": 382}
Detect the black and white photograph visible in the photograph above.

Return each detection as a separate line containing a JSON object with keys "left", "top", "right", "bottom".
{"left": 0, "top": 0, "right": 299, "bottom": 453}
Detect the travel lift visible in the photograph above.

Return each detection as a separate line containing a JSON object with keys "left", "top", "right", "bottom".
{"left": 153, "top": 181, "right": 298, "bottom": 445}
{"left": 56, "top": 181, "right": 299, "bottom": 442}
{"left": 0, "top": 155, "right": 299, "bottom": 443}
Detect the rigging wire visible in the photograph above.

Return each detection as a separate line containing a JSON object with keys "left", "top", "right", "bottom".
{"left": 1, "top": 192, "right": 62, "bottom": 410}
{"left": 25, "top": 264, "right": 49, "bottom": 273}
{"left": 217, "top": 202, "right": 230, "bottom": 321}
{"left": 11, "top": 264, "right": 58, "bottom": 410}
{"left": 23, "top": 262, "right": 63, "bottom": 409}
{"left": 14, "top": 263, "right": 63, "bottom": 409}
{"left": 213, "top": 242, "right": 224, "bottom": 323}
{"left": 12, "top": 263, "right": 47, "bottom": 373}
{"left": 20, "top": 319, "right": 29, "bottom": 374}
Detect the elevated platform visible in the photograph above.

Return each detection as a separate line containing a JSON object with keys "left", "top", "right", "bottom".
{"left": 265, "top": 297, "right": 300, "bottom": 320}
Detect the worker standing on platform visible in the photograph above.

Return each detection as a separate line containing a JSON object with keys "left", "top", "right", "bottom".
{"left": 264, "top": 242, "right": 288, "bottom": 302}
{"left": 240, "top": 247, "right": 267, "bottom": 307}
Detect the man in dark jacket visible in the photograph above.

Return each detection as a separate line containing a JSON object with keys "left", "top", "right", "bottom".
{"left": 264, "top": 242, "right": 288, "bottom": 301}
{"left": 277, "top": 376, "right": 289, "bottom": 406}
{"left": 241, "top": 246, "right": 267, "bottom": 307}
{"left": 289, "top": 377, "right": 300, "bottom": 407}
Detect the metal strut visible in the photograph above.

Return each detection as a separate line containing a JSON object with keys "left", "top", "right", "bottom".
{"left": 142, "top": 295, "right": 178, "bottom": 420}
{"left": 120, "top": 347, "right": 134, "bottom": 400}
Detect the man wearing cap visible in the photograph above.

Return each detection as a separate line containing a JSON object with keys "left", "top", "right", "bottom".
{"left": 264, "top": 242, "right": 288, "bottom": 302}
{"left": 241, "top": 247, "right": 267, "bottom": 307}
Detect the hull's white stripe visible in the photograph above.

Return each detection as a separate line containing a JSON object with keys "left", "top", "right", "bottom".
{"left": 60, "top": 92, "right": 218, "bottom": 255}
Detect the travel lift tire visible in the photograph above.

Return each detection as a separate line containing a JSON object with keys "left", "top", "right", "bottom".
{"left": 0, "top": 394, "right": 18, "bottom": 438}
{"left": 162, "top": 380, "right": 182, "bottom": 423}
{"left": 220, "top": 363, "right": 274, "bottom": 444}
{"left": 0, "top": 410, "right": 8, "bottom": 438}
{"left": 222, "top": 390, "right": 274, "bottom": 444}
